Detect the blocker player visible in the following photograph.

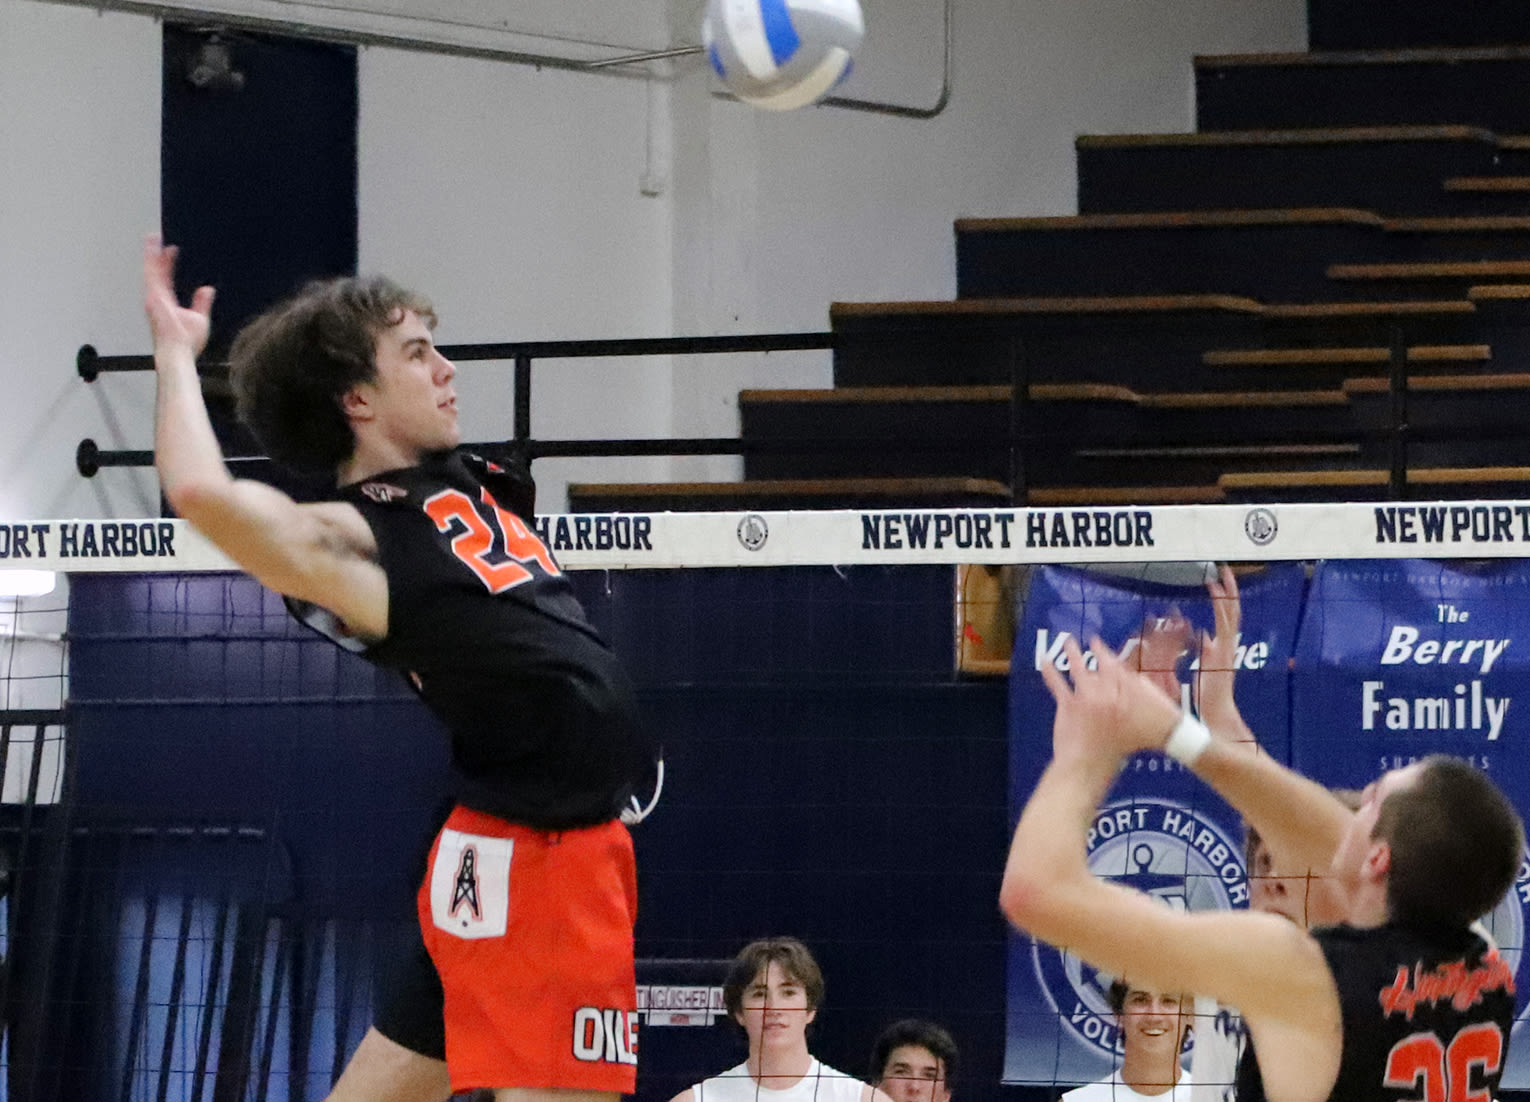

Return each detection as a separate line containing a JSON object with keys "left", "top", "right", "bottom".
{"left": 144, "top": 235, "right": 654, "bottom": 1102}
{"left": 1002, "top": 630, "right": 1521, "bottom": 1101}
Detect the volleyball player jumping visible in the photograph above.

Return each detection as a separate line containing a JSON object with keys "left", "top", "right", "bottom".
{"left": 144, "top": 235, "right": 653, "bottom": 1102}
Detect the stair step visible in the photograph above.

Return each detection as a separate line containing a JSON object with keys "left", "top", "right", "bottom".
{"left": 1059, "top": 443, "right": 1365, "bottom": 489}
{"left": 1194, "top": 48, "right": 1530, "bottom": 133}
{"left": 831, "top": 297, "right": 1481, "bottom": 389}
{"left": 1077, "top": 126, "right": 1512, "bottom": 216}
{"left": 738, "top": 382, "right": 1359, "bottom": 483}
{"left": 1308, "top": 3, "right": 1530, "bottom": 50}
{"left": 957, "top": 209, "right": 1530, "bottom": 302}
{"left": 956, "top": 209, "right": 1384, "bottom": 301}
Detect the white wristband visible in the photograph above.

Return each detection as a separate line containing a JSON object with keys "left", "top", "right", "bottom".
{"left": 1164, "top": 715, "right": 1212, "bottom": 766}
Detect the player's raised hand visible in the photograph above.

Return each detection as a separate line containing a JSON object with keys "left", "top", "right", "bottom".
{"left": 1194, "top": 565, "right": 1257, "bottom": 748}
{"left": 143, "top": 233, "right": 215, "bottom": 359}
{"left": 1040, "top": 635, "right": 1182, "bottom": 764}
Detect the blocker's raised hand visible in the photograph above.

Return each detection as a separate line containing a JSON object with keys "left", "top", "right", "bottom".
{"left": 143, "top": 233, "right": 215, "bottom": 359}
{"left": 1039, "top": 634, "right": 1183, "bottom": 764}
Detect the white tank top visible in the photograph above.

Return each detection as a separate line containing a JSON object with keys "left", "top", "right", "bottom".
{"left": 694, "top": 1060, "right": 867, "bottom": 1102}
{"left": 1188, "top": 996, "right": 1243, "bottom": 1102}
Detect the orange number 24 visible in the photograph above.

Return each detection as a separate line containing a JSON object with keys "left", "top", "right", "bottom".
{"left": 423, "top": 487, "right": 559, "bottom": 594}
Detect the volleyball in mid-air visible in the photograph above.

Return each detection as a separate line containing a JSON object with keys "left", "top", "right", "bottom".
{"left": 702, "top": 0, "right": 865, "bottom": 112}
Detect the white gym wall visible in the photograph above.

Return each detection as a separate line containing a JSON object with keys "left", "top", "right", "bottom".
{"left": 1, "top": 0, "right": 1306, "bottom": 519}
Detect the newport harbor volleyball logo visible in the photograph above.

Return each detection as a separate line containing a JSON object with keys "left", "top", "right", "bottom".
{"left": 1244, "top": 508, "right": 1278, "bottom": 547}
{"left": 737, "top": 514, "right": 769, "bottom": 552}
{"left": 1032, "top": 797, "right": 1248, "bottom": 1057}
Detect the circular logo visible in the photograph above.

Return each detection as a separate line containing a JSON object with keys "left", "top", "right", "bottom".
{"left": 737, "top": 514, "right": 769, "bottom": 552}
{"left": 1244, "top": 508, "right": 1278, "bottom": 547}
{"left": 1031, "top": 797, "right": 1248, "bottom": 1059}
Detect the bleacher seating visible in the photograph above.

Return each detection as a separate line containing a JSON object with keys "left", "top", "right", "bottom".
{"left": 570, "top": 3, "right": 1530, "bottom": 513}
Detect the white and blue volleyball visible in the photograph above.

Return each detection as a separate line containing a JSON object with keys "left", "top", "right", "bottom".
{"left": 703, "top": 0, "right": 865, "bottom": 111}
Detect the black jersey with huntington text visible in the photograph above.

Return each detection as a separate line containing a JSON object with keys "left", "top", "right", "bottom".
{"left": 1236, "top": 922, "right": 1515, "bottom": 1102}
{"left": 290, "top": 451, "right": 649, "bottom": 830}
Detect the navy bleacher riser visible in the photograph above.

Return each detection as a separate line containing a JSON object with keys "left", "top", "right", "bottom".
{"left": 957, "top": 219, "right": 1376, "bottom": 301}
{"left": 1196, "top": 53, "right": 1530, "bottom": 134}
{"left": 740, "top": 390, "right": 1359, "bottom": 484}
{"left": 1308, "top": 0, "right": 1530, "bottom": 52}
{"left": 1076, "top": 132, "right": 1520, "bottom": 216}
{"left": 830, "top": 309, "right": 1487, "bottom": 391}
{"left": 832, "top": 310, "right": 1260, "bottom": 390}
{"left": 740, "top": 398, "right": 1012, "bottom": 482}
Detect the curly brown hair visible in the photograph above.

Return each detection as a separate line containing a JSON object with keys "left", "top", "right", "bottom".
{"left": 229, "top": 276, "right": 436, "bottom": 473}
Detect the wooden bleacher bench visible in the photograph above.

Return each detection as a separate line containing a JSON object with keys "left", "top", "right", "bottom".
{"left": 1025, "top": 485, "right": 1227, "bottom": 506}
{"left": 1387, "top": 215, "right": 1530, "bottom": 230}
{"left": 1341, "top": 371, "right": 1530, "bottom": 397}
{"left": 1077, "top": 443, "right": 1361, "bottom": 462}
{"left": 743, "top": 381, "right": 1349, "bottom": 410}
{"left": 1221, "top": 465, "right": 1530, "bottom": 501}
{"left": 1469, "top": 283, "right": 1530, "bottom": 302}
{"left": 1203, "top": 345, "right": 1490, "bottom": 367}
{"left": 566, "top": 477, "right": 1015, "bottom": 513}
{"left": 1444, "top": 177, "right": 1530, "bottom": 193}
{"left": 834, "top": 296, "right": 1478, "bottom": 323}
{"left": 830, "top": 294, "right": 1480, "bottom": 322}
{"left": 1329, "top": 260, "right": 1530, "bottom": 282}
{"left": 831, "top": 294, "right": 1267, "bottom": 319}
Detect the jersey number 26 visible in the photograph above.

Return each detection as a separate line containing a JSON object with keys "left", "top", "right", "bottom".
{"left": 1384, "top": 1022, "right": 1504, "bottom": 1102}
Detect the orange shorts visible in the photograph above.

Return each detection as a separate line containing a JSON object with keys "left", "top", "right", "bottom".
{"left": 418, "top": 806, "right": 639, "bottom": 1094}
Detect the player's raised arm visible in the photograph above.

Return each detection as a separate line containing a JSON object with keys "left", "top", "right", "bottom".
{"left": 1000, "top": 636, "right": 1309, "bottom": 1005}
{"left": 145, "top": 236, "right": 383, "bottom": 631}
{"left": 1186, "top": 565, "right": 1354, "bottom": 886}
{"left": 999, "top": 638, "right": 1341, "bottom": 1098}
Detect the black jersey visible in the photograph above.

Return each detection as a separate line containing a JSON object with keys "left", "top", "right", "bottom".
{"left": 1236, "top": 922, "right": 1515, "bottom": 1102}
{"left": 290, "top": 450, "right": 650, "bottom": 830}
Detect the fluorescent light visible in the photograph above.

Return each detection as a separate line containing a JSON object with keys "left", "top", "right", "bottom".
{"left": 0, "top": 571, "right": 56, "bottom": 597}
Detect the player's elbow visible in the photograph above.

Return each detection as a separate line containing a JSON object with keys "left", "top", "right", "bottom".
{"left": 999, "top": 868, "right": 1059, "bottom": 938}
{"left": 162, "top": 477, "right": 229, "bottom": 528}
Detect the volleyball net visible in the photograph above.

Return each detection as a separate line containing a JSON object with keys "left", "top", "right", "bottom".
{"left": 1, "top": 500, "right": 1528, "bottom": 1102}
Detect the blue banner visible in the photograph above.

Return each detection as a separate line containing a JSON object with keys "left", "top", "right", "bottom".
{"left": 1004, "top": 564, "right": 1307, "bottom": 1085}
{"left": 1293, "top": 558, "right": 1530, "bottom": 1084}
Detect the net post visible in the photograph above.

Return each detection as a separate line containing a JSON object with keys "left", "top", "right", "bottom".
{"left": 1387, "top": 322, "right": 1408, "bottom": 500}
{"left": 1008, "top": 335, "right": 1028, "bottom": 505}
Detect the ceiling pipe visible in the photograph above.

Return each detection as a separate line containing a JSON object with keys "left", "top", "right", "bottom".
{"left": 35, "top": 0, "right": 954, "bottom": 116}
